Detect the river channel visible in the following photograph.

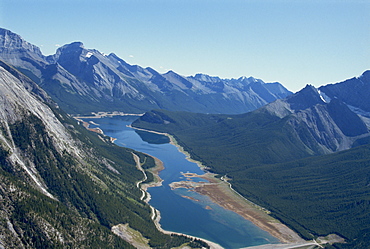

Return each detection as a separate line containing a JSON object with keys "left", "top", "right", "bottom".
{"left": 83, "top": 115, "right": 279, "bottom": 249}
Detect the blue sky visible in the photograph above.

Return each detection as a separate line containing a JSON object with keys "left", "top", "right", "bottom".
{"left": 0, "top": 0, "right": 369, "bottom": 92}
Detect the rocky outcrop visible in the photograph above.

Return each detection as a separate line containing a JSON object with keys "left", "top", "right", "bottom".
{"left": 0, "top": 28, "right": 46, "bottom": 77}
{"left": 262, "top": 82, "right": 370, "bottom": 154}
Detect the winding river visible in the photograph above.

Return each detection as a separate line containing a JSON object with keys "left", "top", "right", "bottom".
{"left": 83, "top": 115, "right": 279, "bottom": 249}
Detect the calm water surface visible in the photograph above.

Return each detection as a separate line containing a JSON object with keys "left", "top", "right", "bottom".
{"left": 84, "top": 116, "right": 279, "bottom": 249}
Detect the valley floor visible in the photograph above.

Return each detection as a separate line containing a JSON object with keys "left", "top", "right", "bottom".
{"left": 80, "top": 118, "right": 343, "bottom": 248}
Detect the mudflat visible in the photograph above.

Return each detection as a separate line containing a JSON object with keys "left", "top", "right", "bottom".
{"left": 172, "top": 172, "right": 305, "bottom": 244}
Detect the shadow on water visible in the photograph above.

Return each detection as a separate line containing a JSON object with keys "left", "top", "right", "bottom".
{"left": 134, "top": 130, "right": 170, "bottom": 144}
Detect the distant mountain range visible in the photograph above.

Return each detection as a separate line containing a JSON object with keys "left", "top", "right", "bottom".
{"left": 134, "top": 70, "right": 370, "bottom": 156}
{"left": 0, "top": 27, "right": 291, "bottom": 114}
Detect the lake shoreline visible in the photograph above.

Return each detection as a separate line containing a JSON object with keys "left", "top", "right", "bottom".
{"left": 78, "top": 117, "right": 224, "bottom": 248}
{"left": 134, "top": 153, "right": 224, "bottom": 249}
{"left": 74, "top": 111, "right": 144, "bottom": 119}
{"left": 130, "top": 126, "right": 310, "bottom": 247}
{"left": 78, "top": 116, "right": 316, "bottom": 248}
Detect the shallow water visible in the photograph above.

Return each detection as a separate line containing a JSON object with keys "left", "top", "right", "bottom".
{"left": 83, "top": 116, "right": 279, "bottom": 249}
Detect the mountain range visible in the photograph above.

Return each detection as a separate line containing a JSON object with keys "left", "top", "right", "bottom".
{"left": 134, "top": 70, "right": 370, "bottom": 157}
{"left": 0, "top": 27, "right": 291, "bottom": 114}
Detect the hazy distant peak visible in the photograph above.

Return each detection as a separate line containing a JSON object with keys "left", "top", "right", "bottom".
{"left": 286, "top": 84, "right": 325, "bottom": 111}
{"left": 64, "top": 41, "right": 84, "bottom": 48}
{"left": 55, "top": 41, "right": 84, "bottom": 54}
{"left": 107, "top": 52, "right": 120, "bottom": 60}
{"left": 192, "top": 73, "right": 222, "bottom": 82}
{"left": 238, "top": 76, "right": 262, "bottom": 84}
{"left": 163, "top": 70, "right": 180, "bottom": 79}
{"left": 143, "top": 67, "right": 155, "bottom": 73}
{"left": 359, "top": 70, "right": 370, "bottom": 82}
{"left": 298, "top": 84, "right": 321, "bottom": 96}
{"left": 164, "top": 70, "right": 186, "bottom": 80}
{"left": 164, "top": 70, "right": 176, "bottom": 75}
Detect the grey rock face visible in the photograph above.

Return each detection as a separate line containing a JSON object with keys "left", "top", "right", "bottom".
{"left": 0, "top": 28, "right": 43, "bottom": 57}
{"left": 0, "top": 29, "right": 46, "bottom": 77}
{"left": 0, "top": 62, "right": 79, "bottom": 189}
{"left": 262, "top": 81, "right": 370, "bottom": 154}
{"left": 0, "top": 61, "right": 150, "bottom": 248}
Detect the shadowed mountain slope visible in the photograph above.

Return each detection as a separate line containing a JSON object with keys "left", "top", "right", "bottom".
{"left": 319, "top": 70, "right": 370, "bottom": 115}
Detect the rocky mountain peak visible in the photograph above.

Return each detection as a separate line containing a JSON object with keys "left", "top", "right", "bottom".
{"left": 359, "top": 70, "right": 370, "bottom": 82}
{"left": 163, "top": 70, "right": 182, "bottom": 81}
{"left": 48, "top": 41, "right": 89, "bottom": 74}
{"left": 192, "top": 73, "right": 222, "bottom": 83}
{"left": 164, "top": 70, "right": 177, "bottom": 76}
{"left": 59, "top": 41, "right": 84, "bottom": 50}
{"left": 237, "top": 76, "right": 262, "bottom": 85}
{"left": 0, "top": 28, "right": 47, "bottom": 78}
{"left": 53, "top": 41, "right": 85, "bottom": 58}
{"left": 286, "top": 84, "right": 325, "bottom": 111}
{"left": 0, "top": 28, "right": 43, "bottom": 57}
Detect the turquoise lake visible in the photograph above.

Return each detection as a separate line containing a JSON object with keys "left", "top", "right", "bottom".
{"left": 83, "top": 115, "right": 279, "bottom": 249}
